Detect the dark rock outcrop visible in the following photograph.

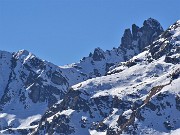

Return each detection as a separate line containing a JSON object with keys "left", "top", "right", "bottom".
{"left": 120, "top": 18, "right": 164, "bottom": 52}
{"left": 121, "top": 29, "right": 133, "bottom": 49}
{"left": 150, "top": 20, "right": 180, "bottom": 64}
{"left": 92, "top": 47, "right": 105, "bottom": 61}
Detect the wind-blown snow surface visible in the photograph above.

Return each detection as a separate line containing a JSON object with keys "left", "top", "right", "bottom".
{"left": 33, "top": 20, "right": 180, "bottom": 135}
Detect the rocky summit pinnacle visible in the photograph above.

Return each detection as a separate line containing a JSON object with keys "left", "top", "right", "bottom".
{"left": 120, "top": 18, "right": 164, "bottom": 51}
{"left": 92, "top": 47, "right": 105, "bottom": 61}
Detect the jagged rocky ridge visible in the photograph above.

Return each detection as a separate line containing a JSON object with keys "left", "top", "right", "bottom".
{"left": 31, "top": 20, "right": 180, "bottom": 135}
{"left": 1, "top": 18, "right": 178, "bottom": 135}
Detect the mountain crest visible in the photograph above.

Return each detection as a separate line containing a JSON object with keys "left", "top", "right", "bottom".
{"left": 13, "top": 49, "right": 34, "bottom": 62}
{"left": 143, "top": 18, "right": 163, "bottom": 30}
{"left": 120, "top": 18, "right": 164, "bottom": 51}
{"left": 92, "top": 47, "right": 105, "bottom": 61}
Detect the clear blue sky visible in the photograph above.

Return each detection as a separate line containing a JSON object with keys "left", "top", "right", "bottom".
{"left": 0, "top": 0, "right": 180, "bottom": 65}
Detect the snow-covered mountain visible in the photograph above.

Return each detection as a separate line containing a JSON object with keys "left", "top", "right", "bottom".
{"left": 32, "top": 20, "right": 180, "bottom": 135}
{"left": 0, "top": 18, "right": 179, "bottom": 135}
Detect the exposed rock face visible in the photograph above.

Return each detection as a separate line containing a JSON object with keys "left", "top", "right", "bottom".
{"left": 139, "top": 18, "right": 164, "bottom": 50}
{"left": 132, "top": 24, "right": 139, "bottom": 40}
{"left": 150, "top": 20, "right": 180, "bottom": 64}
{"left": 51, "top": 71, "right": 67, "bottom": 85}
{"left": 121, "top": 29, "right": 133, "bottom": 49}
{"left": 0, "top": 50, "right": 69, "bottom": 108}
{"left": 92, "top": 47, "right": 105, "bottom": 61}
{"left": 0, "top": 50, "right": 71, "bottom": 133}
{"left": 121, "top": 18, "right": 164, "bottom": 52}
